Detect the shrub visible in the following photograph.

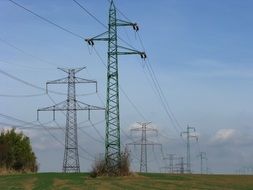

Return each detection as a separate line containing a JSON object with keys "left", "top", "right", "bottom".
{"left": 0, "top": 128, "right": 38, "bottom": 173}
{"left": 91, "top": 148, "right": 131, "bottom": 177}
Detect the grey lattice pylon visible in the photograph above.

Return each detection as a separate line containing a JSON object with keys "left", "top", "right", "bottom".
{"left": 174, "top": 157, "right": 187, "bottom": 174}
{"left": 161, "top": 154, "right": 176, "bottom": 173}
{"left": 127, "top": 122, "right": 161, "bottom": 173}
{"left": 37, "top": 67, "right": 104, "bottom": 173}
{"left": 197, "top": 152, "right": 207, "bottom": 174}
{"left": 181, "top": 125, "right": 198, "bottom": 174}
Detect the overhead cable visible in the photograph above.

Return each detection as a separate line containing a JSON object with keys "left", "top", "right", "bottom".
{"left": 8, "top": 0, "right": 84, "bottom": 40}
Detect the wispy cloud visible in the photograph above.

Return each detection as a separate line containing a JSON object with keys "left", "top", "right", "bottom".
{"left": 211, "top": 128, "right": 236, "bottom": 142}
{"left": 209, "top": 128, "right": 253, "bottom": 146}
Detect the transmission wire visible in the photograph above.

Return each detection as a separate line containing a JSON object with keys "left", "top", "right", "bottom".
{"left": 8, "top": 0, "right": 84, "bottom": 40}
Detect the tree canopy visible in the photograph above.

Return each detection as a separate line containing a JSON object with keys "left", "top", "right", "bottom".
{"left": 0, "top": 128, "right": 38, "bottom": 172}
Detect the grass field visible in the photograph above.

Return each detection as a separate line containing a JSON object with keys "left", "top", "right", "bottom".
{"left": 0, "top": 173, "right": 253, "bottom": 190}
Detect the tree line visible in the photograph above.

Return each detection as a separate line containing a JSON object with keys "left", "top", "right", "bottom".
{"left": 0, "top": 128, "right": 38, "bottom": 173}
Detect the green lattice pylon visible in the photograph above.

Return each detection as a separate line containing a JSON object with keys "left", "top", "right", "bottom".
{"left": 86, "top": 0, "right": 146, "bottom": 174}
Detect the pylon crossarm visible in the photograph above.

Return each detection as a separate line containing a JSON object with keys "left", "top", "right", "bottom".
{"left": 145, "top": 127, "right": 158, "bottom": 132}
{"left": 116, "top": 45, "right": 146, "bottom": 58}
{"left": 188, "top": 127, "right": 196, "bottom": 131}
{"left": 38, "top": 100, "right": 67, "bottom": 112}
{"left": 127, "top": 140, "right": 161, "bottom": 146}
{"left": 136, "top": 121, "right": 152, "bottom": 125}
{"left": 116, "top": 19, "right": 139, "bottom": 31}
{"left": 38, "top": 100, "right": 104, "bottom": 113}
{"left": 46, "top": 77, "right": 69, "bottom": 90}
{"left": 37, "top": 100, "right": 66, "bottom": 120}
{"left": 85, "top": 32, "right": 109, "bottom": 46}
{"left": 75, "top": 77, "right": 97, "bottom": 84}
{"left": 127, "top": 140, "right": 142, "bottom": 145}
{"left": 130, "top": 127, "right": 157, "bottom": 133}
{"left": 46, "top": 78, "right": 68, "bottom": 94}
{"left": 130, "top": 128, "right": 143, "bottom": 132}
{"left": 190, "top": 135, "right": 198, "bottom": 139}
{"left": 57, "top": 67, "right": 86, "bottom": 74}
{"left": 180, "top": 131, "right": 187, "bottom": 136}
{"left": 75, "top": 77, "right": 98, "bottom": 92}
{"left": 76, "top": 100, "right": 105, "bottom": 111}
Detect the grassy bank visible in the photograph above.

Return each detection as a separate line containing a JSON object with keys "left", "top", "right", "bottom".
{"left": 0, "top": 173, "right": 253, "bottom": 190}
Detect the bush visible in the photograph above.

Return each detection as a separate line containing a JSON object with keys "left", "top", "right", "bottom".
{"left": 91, "top": 148, "right": 131, "bottom": 177}
{"left": 0, "top": 128, "right": 38, "bottom": 173}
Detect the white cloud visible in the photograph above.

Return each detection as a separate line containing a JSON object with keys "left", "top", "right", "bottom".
{"left": 211, "top": 128, "right": 236, "bottom": 142}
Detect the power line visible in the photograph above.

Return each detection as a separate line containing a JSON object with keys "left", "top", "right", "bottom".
{"left": 80, "top": 127, "right": 103, "bottom": 144}
{"left": 0, "top": 120, "right": 53, "bottom": 130}
{"left": 0, "top": 38, "right": 57, "bottom": 68}
{"left": 0, "top": 68, "right": 68, "bottom": 96}
{"left": 6, "top": 1, "right": 146, "bottom": 116}
{"left": 0, "top": 68, "right": 45, "bottom": 91}
{"left": 0, "top": 93, "right": 46, "bottom": 98}
{"left": 101, "top": 1, "right": 185, "bottom": 141}
{"left": 100, "top": 2, "right": 186, "bottom": 150}
{"left": 88, "top": 120, "right": 104, "bottom": 141}
{"left": 71, "top": 0, "right": 107, "bottom": 28}
{"left": 127, "top": 122, "right": 161, "bottom": 173}
{"left": 8, "top": 0, "right": 84, "bottom": 40}
{"left": 51, "top": 104, "right": 105, "bottom": 145}
{"left": 108, "top": 0, "right": 132, "bottom": 22}
{"left": 37, "top": 67, "right": 104, "bottom": 172}
{"left": 105, "top": 1, "right": 184, "bottom": 140}
{"left": 181, "top": 125, "right": 198, "bottom": 173}
{"left": 142, "top": 53, "right": 182, "bottom": 131}
{"left": 92, "top": 46, "right": 147, "bottom": 121}
{"left": 0, "top": 113, "right": 95, "bottom": 161}
{"left": 71, "top": 0, "right": 138, "bottom": 50}
{"left": 79, "top": 119, "right": 105, "bottom": 129}
{"left": 134, "top": 31, "right": 187, "bottom": 144}
{"left": 197, "top": 152, "right": 207, "bottom": 174}
{"left": 6, "top": 0, "right": 146, "bottom": 119}
{"left": 85, "top": 1, "right": 147, "bottom": 174}
{"left": 0, "top": 68, "right": 94, "bottom": 97}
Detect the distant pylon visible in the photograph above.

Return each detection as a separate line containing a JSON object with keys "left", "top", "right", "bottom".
{"left": 198, "top": 152, "right": 207, "bottom": 174}
{"left": 37, "top": 67, "right": 104, "bottom": 172}
{"left": 127, "top": 122, "right": 161, "bottom": 173}
{"left": 175, "top": 157, "right": 187, "bottom": 174}
{"left": 162, "top": 154, "right": 176, "bottom": 173}
{"left": 181, "top": 125, "right": 198, "bottom": 173}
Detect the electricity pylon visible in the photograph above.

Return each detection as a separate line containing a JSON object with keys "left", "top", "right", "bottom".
{"left": 181, "top": 125, "right": 198, "bottom": 173}
{"left": 162, "top": 154, "right": 176, "bottom": 173}
{"left": 85, "top": 0, "right": 146, "bottom": 173}
{"left": 198, "top": 152, "right": 207, "bottom": 174}
{"left": 175, "top": 157, "right": 187, "bottom": 174}
{"left": 37, "top": 67, "right": 104, "bottom": 173}
{"left": 127, "top": 122, "right": 161, "bottom": 173}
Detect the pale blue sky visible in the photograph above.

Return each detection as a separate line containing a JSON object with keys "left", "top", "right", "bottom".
{"left": 0, "top": 0, "right": 253, "bottom": 173}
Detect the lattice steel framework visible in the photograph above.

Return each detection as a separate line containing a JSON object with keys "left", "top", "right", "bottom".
{"left": 127, "top": 122, "right": 161, "bottom": 173}
{"left": 181, "top": 125, "right": 198, "bottom": 173}
{"left": 37, "top": 67, "right": 104, "bottom": 173}
{"left": 175, "top": 157, "right": 187, "bottom": 174}
{"left": 86, "top": 0, "right": 146, "bottom": 174}
{"left": 161, "top": 154, "right": 176, "bottom": 173}
{"left": 198, "top": 152, "right": 207, "bottom": 174}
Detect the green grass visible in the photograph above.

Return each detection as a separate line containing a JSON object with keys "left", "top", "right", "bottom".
{"left": 0, "top": 173, "right": 253, "bottom": 190}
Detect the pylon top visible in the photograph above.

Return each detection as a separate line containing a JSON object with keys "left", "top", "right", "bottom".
{"left": 110, "top": 0, "right": 115, "bottom": 10}
{"left": 57, "top": 67, "right": 86, "bottom": 74}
